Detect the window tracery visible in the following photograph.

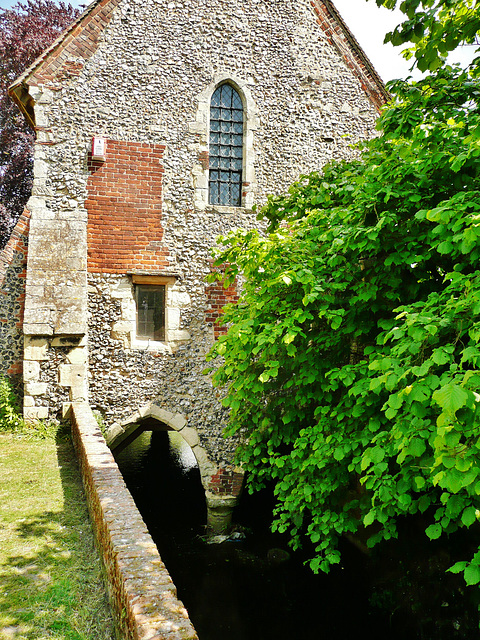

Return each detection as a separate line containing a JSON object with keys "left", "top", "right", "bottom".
{"left": 209, "top": 84, "right": 244, "bottom": 206}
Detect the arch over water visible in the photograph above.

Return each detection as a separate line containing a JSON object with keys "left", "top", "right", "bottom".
{"left": 106, "top": 402, "right": 242, "bottom": 533}
{"left": 105, "top": 402, "right": 216, "bottom": 485}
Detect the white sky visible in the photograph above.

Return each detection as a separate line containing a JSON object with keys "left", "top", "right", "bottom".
{"left": 0, "top": 0, "right": 476, "bottom": 82}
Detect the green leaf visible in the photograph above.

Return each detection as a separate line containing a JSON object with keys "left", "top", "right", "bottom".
{"left": 448, "top": 561, "right": 467, "bottom": 574}
{"left": 370, "top": 446, "right": 385, "bottom": 464}
{"left": 443, "top": 469, "right": 465, "bottom": 494}
{"left": 432, "top": 348, "right": 451, "bottom": 366}
{"left": 425, "top": 523, "right": 442, "bottom": 540}
{"left": 414, "top": 476, "right": 425, "bottom": 490}
{"left": 464, "top": 564, "right": 480, "bottom": 586}
{"left": 407, "top": 438, "right": 426, "bottom": 458}
{"left": 461, "top": 507, "right": 477, "bottom": 528}
{"left": 432, "top": 384, "right": 468, "bottom": 416}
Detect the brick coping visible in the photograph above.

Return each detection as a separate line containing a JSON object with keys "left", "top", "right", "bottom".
{"left": 70, "top": 402, "right": 198, "bottom": 640}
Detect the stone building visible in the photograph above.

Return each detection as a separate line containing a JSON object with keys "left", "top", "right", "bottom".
{"left": 1, "top": 0, "right": 387, "bottom": 525}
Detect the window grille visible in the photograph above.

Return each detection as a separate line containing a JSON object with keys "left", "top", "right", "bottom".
{"left": 136, "top": 285, "right": 165, "bottom": 341}
{"left": 209, "top": 84, "right": 243, "bottom": 206}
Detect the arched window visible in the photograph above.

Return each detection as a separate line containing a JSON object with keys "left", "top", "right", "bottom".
{"left": 209, "top": 84, "right": 243, "bottom": 206}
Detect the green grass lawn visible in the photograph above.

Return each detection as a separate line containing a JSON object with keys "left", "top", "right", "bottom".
{"left": 0, "top": 428, "right": 115, "bottom": 640}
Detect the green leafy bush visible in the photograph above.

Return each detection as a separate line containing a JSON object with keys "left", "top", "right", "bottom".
{"left": 207, "top": 66, "right": 480, "bottom": 588}
{"left": 0, "top": 375, "right": 24, "bottom": 431}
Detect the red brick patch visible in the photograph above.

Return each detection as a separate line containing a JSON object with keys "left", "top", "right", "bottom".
{"left": 86, "top": 139, "right": 169, "bottom": 273}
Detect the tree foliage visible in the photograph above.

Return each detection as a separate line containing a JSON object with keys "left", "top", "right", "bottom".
{"left": 0, "top": 0, "right": 78, "bottom": 247}
{"left": 207, "top": 5, "right": 480, "bottom": 590}
{"left": 374, "top": 0, "right": 480, "bottom": 73}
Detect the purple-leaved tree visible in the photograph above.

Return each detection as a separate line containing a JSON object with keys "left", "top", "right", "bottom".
{"left": 0, "top": 0, "right": 79, "bottom": 247}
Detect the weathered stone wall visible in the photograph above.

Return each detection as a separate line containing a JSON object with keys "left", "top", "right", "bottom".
{"left": 88, "top": 272, "right": 240, "bottom": 466}
{"left": 70, "top": 402, "right": 198, "bottom": 640}
{"left": 10, "top": 0, "right": 385, "bottom": 468}
{"left": 0, "top": 210, "right": 29, "bottom": 381}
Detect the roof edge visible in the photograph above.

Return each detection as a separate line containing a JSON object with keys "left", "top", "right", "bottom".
{"left": 8, "top": 0, "right": 119, "bottom": 123}
{"left": 315, "top": 0, "right": 391, "bottom": 110}
{"left": 8, "top": 0, "right": 99, "bottom": 92}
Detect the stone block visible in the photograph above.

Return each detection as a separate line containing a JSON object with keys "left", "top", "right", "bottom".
{"left": 191, "top": 445, "right": 215, "bottom": 478}
{"left": 66, "top": 347, "right": 87, "bottom": 364}
{"left": 179, "top": 426, "right": 199, "bottom": 448}
{"left": 23, "top": 322, "right": 54, "bottom": 336}
{"left": 62, "top": 402, "right": 72, "bottom": 418}
{"left": 23, "top": 395, "right": 35, "bottom": 407}
{"left": 149, "top": 405, "right": 174, "bottom": 425}
{"left": 167, "top": 329, "right": 191, "bottom": 343}
{"left": 59, "top": 363, "right": 86, "bottom": 387}
{"left": 23, "top": 361, "right": 40, "bottom": 382}
{"left": 24, "top": 337, "right": 49, "bottom": 361}
{"left": 169, "top": 413, "right": 186, "bottom": 431}
{"left": 24, "top": 306, "right": 55, "bottom": 324}
{"left": 66, "top": 257, "right": 87, "bottom": 270}
{"left": 26, "top": 195, "right": 46, "bottom": 210}
{"left": 105, "top": 423, "right": 124, "bottom": 445}
{"left": 167, "top": 307, "right": 180, "bottom": 330}
{"left": 111, "top": 321, "right": 133, "bottom": 346}
{"left": 33, "top": 159, "right": 49, "bottom": 179}
{"left": 25, "top": 285, "right": 45, "bottom": 298}
{"left": 25, "top": 382, "right": 48, "bottom": 396}
{"left": 55, "top": 300, "right": 87, "bottom": 335}
{"left": 70, "top": 384, "right": 87, "bottom": 402}
{"left": 169, "top": 290, "right": 191, "bottom": 307}
{"left": 205, "top": 491, "right": 238, "bottom": 509}
{"left": 24, "top": 406, "right": 49, "bottom": 422}
{"left": 53, "top": 284, "right": 84, "bottom": 300}
{"left": 110, "top": 277, "right": 133, "bottom": 299}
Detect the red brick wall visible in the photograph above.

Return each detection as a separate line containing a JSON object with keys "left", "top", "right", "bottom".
{"left": 86, "top": 139, "right": 169, "bottom": 273}
{"left": 205, "top": 266, "right": 239, "bottom": 339}
{"left": 28, "top": 0, "right": 122, "bottom": 86}
{"left": 208, "top": 468, "right": 244, "bottom": 496}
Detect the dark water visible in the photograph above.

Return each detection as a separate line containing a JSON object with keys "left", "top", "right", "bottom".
{"left": 114, "top": 431, "right": 479, "bottom": 640}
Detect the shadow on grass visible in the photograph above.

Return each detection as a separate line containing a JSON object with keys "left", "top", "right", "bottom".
{"left": 0, "top": 426, "right": 114, "bottom": 640}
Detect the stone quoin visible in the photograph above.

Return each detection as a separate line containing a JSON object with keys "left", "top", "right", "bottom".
{"left": 2, "top": 0, "right": 388, "bottom": 531}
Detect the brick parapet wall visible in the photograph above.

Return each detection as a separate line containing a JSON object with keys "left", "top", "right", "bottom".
{"left": 70, "top": 402, "right": 198, "bottom": 640}
{"left": 86, "top": 139, "right": 169, "bottom": 273}
{"left": 0, "top": 210, "right": 30, "bottom": 377}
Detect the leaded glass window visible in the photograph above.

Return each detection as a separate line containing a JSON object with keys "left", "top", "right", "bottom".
{"left": 209, "top": 84, "right": 243, "bottom": 206}
{"left": 136, "top": 285, "right": 165, "bottom": 341}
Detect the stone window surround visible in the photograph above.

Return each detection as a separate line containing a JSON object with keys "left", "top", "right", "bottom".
{"left": 135, "top": 282, "right": 166, "bottom": 341}
{"left": 110, "top": 273, "right": 191, "bottom": 353}
{"left": 191, "top": 73, "right": 259, "bottom": 213}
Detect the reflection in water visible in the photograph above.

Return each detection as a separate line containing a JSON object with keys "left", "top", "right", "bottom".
{"left": 114, "top": 430, "right": 477, "bottom": 640}
{"left": 169, "top": 431, "right": 197, "bottom": 472}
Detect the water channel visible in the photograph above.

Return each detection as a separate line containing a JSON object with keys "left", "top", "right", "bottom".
{"left": 114, "top": 430, "right": 478, "bottom": 640}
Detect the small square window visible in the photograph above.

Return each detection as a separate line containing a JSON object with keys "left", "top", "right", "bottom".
{"left": 136, "top": 285, "right": 165, "bottom": 341}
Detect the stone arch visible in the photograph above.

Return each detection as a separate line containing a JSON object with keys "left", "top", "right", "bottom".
{"left": 106, "top": 402, "right": 242, "bottom": 533}
{"left": 105, "top": 402, "right": 215, "bottom": 489}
